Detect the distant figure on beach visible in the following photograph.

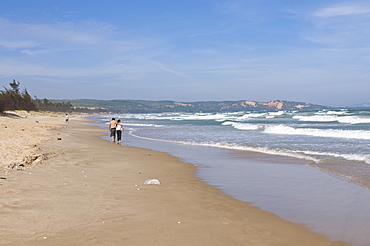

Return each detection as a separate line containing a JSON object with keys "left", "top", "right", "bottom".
{"left": 109, "top": 118, "right": 117, "bottom": 143}
{"left": 116, "top": 119, "right": 124, "bottom": 144}
{"left": 65, "top": 114, "right": 69, "bottom": 123}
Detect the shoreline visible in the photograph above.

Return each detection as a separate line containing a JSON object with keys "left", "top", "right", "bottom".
{"left": 98, "top": 118, "right": 370, "bottom": 246}
{"left": 0, "top": 111, "right": 347, "bottom": 245}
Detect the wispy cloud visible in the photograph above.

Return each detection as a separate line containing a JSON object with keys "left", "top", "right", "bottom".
{"left": 150, "top": 61, "right": 192, "bottom": 80}
{"left": 0, "top": 17, "right": 164, "bottom": 80}
{"left": 0, "top": 17, "right": 122, "bottom": 56}
{"left": 313, "top": 4, "right": 370, "bottom": 18}
{"left": 304, "top": 3, "right": 370, "bottom": 48}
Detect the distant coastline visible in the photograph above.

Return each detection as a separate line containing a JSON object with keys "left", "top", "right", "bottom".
{"left": 51, "top": 99, "right": 333, "bottom": 113}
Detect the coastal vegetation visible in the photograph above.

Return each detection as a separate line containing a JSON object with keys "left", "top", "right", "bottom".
{"left": 0, "top": 80, "right": 74, "bottom": 113}
{"left": 0, "top": 80, "right": 36, "bottom": 112}
{"left": 33, "top": 98, "right": 73, "bottom": 113}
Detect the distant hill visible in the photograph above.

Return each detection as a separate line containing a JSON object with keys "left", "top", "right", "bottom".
{"left": 351, "top": 102, "right": 370, "bottom": 108}
{"left": 52, "top": 99, "right": 330, "bottom": 113}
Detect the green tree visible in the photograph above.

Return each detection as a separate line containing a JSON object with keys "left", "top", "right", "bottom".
{"left": 0, "top": 79, "right": 37, "bottom": 112}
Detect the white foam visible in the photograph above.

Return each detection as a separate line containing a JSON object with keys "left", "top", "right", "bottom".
{"left": 263, "top": 125, "right": 370, "bottom": 140}
{"left": 129, "top": 131, "right": 318, "bottom": 162}
{"left": 337, "top": 116, "right": 370, "bottom": 124}
{"left": 222, "top": 121, "right": 370, "bottom": 140}
{"left": 268, "top": 111, "right": 287, "bottom": 116}
{"left": 122, "top": 123, "right": 163, "bottom": 127}
{"left": 129, "top": 128, "right": 370, "bottom": 167}
{"left": 293, "top": 115, "right": 370, "bottom": 124}
{"left": 118, "top": 112, "right": 239, "bottom": 122}
{"left": 222, "top": 121, "right": 264, "bottom": 131}
{"left": 238, "top": 113, "right": 267, "bottom": 120}
{"left": 293, "top": 115, "right": 338, "bottom": 122}
{"left": 315, "top": 110, "right": 350, "bottom": 115}
{"left": 298, "top": 150, "right": 370, "bottom": 165}
{"left": 323, "top": 110, "right": 350, "bottom": 115}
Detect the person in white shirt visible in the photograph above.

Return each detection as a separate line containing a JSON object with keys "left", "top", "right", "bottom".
{"left": 116, "top": 119, "right": 124, "bottom": 143}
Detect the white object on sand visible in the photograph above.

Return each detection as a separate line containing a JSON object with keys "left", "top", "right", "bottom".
{"left": 144, "top": 179, "right": 161, "bottom": 185}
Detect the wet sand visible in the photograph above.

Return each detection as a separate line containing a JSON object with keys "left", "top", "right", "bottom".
{"left": 105, "top": 126, "right": 370, "bottom": 246}
{"left": 0, "top": 111, "right": 347, "bottom": 245}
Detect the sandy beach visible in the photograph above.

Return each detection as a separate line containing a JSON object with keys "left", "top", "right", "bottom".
{"left": 0, "top": 111, "right": 347, "bottom": 245}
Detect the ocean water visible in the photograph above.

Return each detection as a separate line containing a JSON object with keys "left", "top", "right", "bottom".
{"left": 91, "top": 109, "right": 370, "bottom": 245}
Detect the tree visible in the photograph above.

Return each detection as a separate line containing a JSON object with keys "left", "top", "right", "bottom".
{"left": 9, "top": 79, "right": 20, "bottom": 94}
{"left": 34, "top": 98, "right": 73, "bottom": 112}
{"left": 0, "top": 80, "right": 37, "bottom": 112}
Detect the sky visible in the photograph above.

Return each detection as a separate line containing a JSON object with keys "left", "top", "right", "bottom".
{"left": 0, "top": 0, "right": 370, "bottom": 107}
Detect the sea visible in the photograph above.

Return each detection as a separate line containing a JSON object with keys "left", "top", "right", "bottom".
{"left": 91, "top": 109, "right": 370, "bottom": 246}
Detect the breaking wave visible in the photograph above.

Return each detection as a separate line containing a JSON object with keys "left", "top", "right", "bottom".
{"left": 293, "top": 115, "right": 370, "bottom": 124}
{"left": 223, "top": 122, "right": 370, "bottom": 140}
{"left": 129, "top": 130, "right": 319, "bottom": 162}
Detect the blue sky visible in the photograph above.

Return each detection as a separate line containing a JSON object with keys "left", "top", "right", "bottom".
{"left": 1, "top": 0, "right": 370, "bottom": 107}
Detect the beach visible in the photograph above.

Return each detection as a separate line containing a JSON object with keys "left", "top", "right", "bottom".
{"left": 0, "top": 111, "right": 347, "bottom": 245}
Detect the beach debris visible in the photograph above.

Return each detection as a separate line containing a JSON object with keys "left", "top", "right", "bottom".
{"left": 57, "top": 137, "right": 62, "bottom": 140}
{"left": 22, "top": 154, "right": 43, "bottom": 166}
{"left": 0, "top": 177, "right": 6, "bottom": 179}
{"left": 144, "top": 179, "right": 161, "bottom": 185}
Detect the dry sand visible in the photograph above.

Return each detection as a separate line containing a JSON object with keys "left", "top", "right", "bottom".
{"left": 0, "top": 111, "right": 347, "bottom": 245}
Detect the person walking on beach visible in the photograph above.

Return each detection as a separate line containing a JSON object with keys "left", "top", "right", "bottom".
{"left": 65, "top": 114, "right": 69, "bottom": 123}
{"left": 116, "top": 119, "right": 124, "bottom": 144}
{"left": 109, "top": 118, "right": 117, "bottom": 143}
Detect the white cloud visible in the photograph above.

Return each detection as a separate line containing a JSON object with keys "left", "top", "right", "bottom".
{"left": 150, "top": 61, "right": 192, "bottom": 80}
{"left": 0, "top": 40, "right": 38, "bottom": 49}
{"left": 304, "top": 3, "right": 370, "bottom": 48}
{"left": 0, "top": 17, "right": 167, "bottom": 81}
{"left": 0, "top": 18, "right": 116, "bottom": 51}
{"left": 313, "top": 4, "right": 370, "bottom": 18}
